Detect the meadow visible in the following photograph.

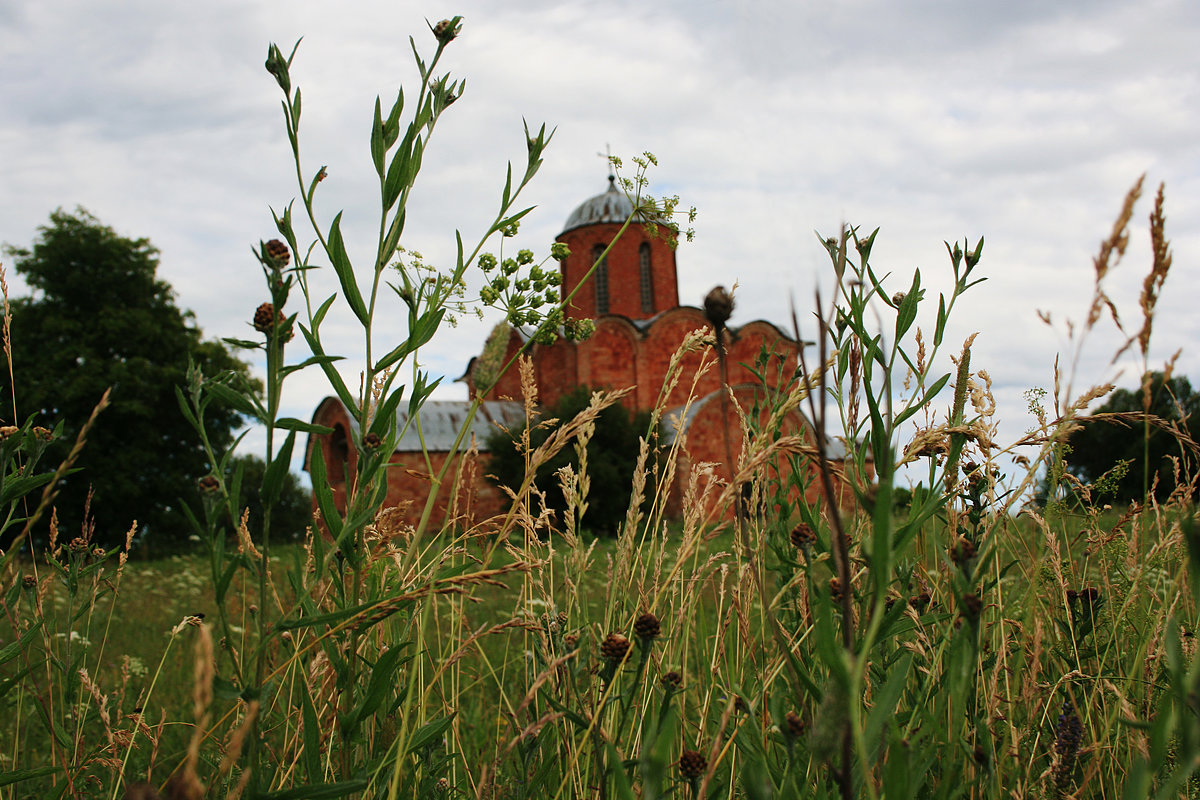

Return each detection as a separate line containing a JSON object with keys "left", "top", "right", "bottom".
{"left": 2, "top": 17, "right": 1199, "bottom": 800}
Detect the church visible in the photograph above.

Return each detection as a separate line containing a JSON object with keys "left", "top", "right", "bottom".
{"left": 305, "top": 177, "right": 847, "bottom": 530}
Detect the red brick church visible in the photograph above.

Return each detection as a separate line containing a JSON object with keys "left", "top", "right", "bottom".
{"left": 305, "top": 177, "right": 846, "bottom": 529}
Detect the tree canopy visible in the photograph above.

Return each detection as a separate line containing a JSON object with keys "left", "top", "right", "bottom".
{"left": 3, "top": 208, "right": 260, "bottom": 546}
{"left": 485, "top": 386, "right": 654, "bottom": 536}
{"left": 1064, "top": 371, "right": 1200, "bottom": 503}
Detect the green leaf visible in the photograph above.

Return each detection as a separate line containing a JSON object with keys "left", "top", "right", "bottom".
{"left": 0, "top": 473, "right": 57, "bottom": 507}
{"left": 275, "top": 417, "right": 335, "bottom": 435}
{"left": 300, "top": 685, "right": 322, "bottom": 783}
{"left": 307, "top": 439, "right": 344, "bottom": 543}
{"left": 0, "top": 767, "right": 58, "bottom": 788}
{"left": 258, "top": 779, "right": 369, "bottom": 800}
{"left": 490, "top": 206, "right": 535, "bottom": 234}
{"left": 934, "top": 294, "right": 948, "bottom": 347}
{"left": 206, "top": 379, "right": 264, "bottom": 422}
{"left": 326, "top": 213, "right": 368, "bottom": 324}
{"left": 406, "top": 712, "right": 455, "bottom": 754}
{"left": 895, "top": 270, "right": 921, "bottom": 340}
{"left": 262, "top": 431, "right": 297, "bottom": 510}
{"left": 349, "top": 645, "right": 413, "bottom": 729}
{"left": 865, "top": 654, "right": 912, "bottom": 761}
{"left": 0, "top": 620, "right": 43, "bottom": 666}
{"left": 370, "top": 97, "right": 385, "bottom": 177}
{"left": 894, "top": 373, "right": 950, "bottom": 428}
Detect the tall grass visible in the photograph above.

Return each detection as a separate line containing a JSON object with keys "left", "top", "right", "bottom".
{"left": 2, "top": 17, "right": 1198, "bottom": 800}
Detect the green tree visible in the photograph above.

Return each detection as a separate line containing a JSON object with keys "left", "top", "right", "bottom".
{"left": 227, "top": 454, "right": 312, "bottom": 542}
{"left": 1064, "top": 371, "right": 1200, "bottom": 503}
{"left": 2, "top": 208, "right": 259, "bottom": 547}
{"left": 486, "top": 386, "right": 654, "bottom": 536}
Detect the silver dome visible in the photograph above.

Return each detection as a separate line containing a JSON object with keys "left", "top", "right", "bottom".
{"left": 561, "top": 176, "right": 637, "bottom": 234}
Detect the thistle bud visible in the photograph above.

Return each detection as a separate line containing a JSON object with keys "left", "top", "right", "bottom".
{"left": 634, "top": 612, "right": 660, "bottom": 643}
{"left": 678, "top": 748, "right": 707, "bottom": 780}
{"left": 432, "top": 18, "right": 461, "bottom": 44}
{"left": 600, "top": 632, "right": 631, "bottom": 664}
{"left": 264, "top": 239, "right": 291, "bottom": 267}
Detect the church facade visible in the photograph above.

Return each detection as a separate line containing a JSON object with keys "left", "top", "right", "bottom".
{"left": 306, "top": 177, "right": 846, "bottom": 530}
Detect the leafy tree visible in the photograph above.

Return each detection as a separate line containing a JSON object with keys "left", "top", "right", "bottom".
{"left": 2, "top": 208, "right": 259, "bottom": 546}
{"left": 486, "top": 386, "right": 654, "bottom": 536}
{"left": 1063, "top": 372, "right": 1200, "bottom": 504}
{"left": 226, "top": 454, "right": 312, "bottom": 543}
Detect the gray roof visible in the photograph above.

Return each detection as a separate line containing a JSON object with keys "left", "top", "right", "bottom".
{"left": 562, "top": 176, "right": 646, "bottom": 234}
{"left": 313, "top": 396, "right": 526, "bottom": 455}
{"left": 662, "top": 388, "right": 849, "bottom": 460}
{"left": 393, "top": 400, "right": 525, "bottom": 452}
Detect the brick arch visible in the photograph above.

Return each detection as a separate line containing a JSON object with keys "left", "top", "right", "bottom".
{"left": 727, "top": 320, "right": 801, "bottom": 388}
{"left": 639, "top": 307, "right": 717, "bottom": 410}
{"left": 579, "top": 316, "right": 640, "bottom": 405}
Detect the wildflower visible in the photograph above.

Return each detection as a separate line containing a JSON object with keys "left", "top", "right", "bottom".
{"left": 33, "top": 426, "right": 52, "bottom": 441}
{"left": 634, "top": 612, "right": 661, "bottom": 643}
{"left": 22, "top": 575, "right": 37, "bottom": 591}
{"left": 551, "top": 242, "right": 570, "bottom": 261}
{"left": 363, "top": 432, "right": 383, "bottom": 450}
{"left": 892, "top": 291, "right": 907, "bottom": 306}
{"left": 661, "top": 670, "right": 683, "bottom": 691}
{"left": 253, "top": 302, "right": 294, "bottom": 341}
{"left": 909, "top": 592, "right": 932, "bottom": 612}
{"left": 600, "top": 632, "right": 631, "bottom": 664}
{"left": 678, "top": 748, "right": 707, "bottom": 780}
{"left": 264, "top": 239, "right": 291, "bottom": 267}
{"left": 198, "top": 475, "right": 220, "bottom": 494}
{"left": 790, "top": 522, "right": 816, "bottom": 551}
{"left": 432, "top": 18, "right": 461, "bottom": 44}
{"left": 0, "top": 425, "right": 17, "bottom": 440}
{"left": 563, "top": 633, "right": 579, "bottom": 652}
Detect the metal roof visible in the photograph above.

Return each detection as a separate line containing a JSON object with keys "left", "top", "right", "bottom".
{"left": 561, "top": 176, "right": 645, "bottom": 234}
{"left": 394, "top": 400, "right": 526, "bottom": 452}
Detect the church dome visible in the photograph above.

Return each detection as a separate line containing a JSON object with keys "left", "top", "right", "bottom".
{"left": 561, "top": 176, "right": 637, "bottom": 234}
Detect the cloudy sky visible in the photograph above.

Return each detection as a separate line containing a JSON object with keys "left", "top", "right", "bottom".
{"left": 2, "top": 1, "right": 1198, "bottom": 490}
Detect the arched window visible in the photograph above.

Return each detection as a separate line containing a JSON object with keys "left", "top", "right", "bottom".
{"left": 639, "top": 243, "right": 654, "bottom": 314}
{"left": 592, "top": 244, "right": 609, "bottom": 315}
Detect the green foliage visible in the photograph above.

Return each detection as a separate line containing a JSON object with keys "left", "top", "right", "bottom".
{"left": 226, "top": 454, "right": 312, "bottom": 541}
{"left": 1065, "top": 371, "right": 1200, "bottom": 502}
{"left": 486, "top": 385, "right": 653, "bottom": 536}
{"left": 2, "top": 209, "right": 258, "bottom": 547}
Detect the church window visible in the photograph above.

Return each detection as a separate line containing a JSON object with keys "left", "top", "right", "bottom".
{"left": 592, "top": 244, "right": 609, "bottom": 315}
{"left": 639, "top": 243, "right": 654, "bottom": 313}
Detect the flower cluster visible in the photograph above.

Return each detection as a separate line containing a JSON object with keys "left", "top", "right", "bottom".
{"left": 476, "top": 244, "right": 593, "bottom": 346}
